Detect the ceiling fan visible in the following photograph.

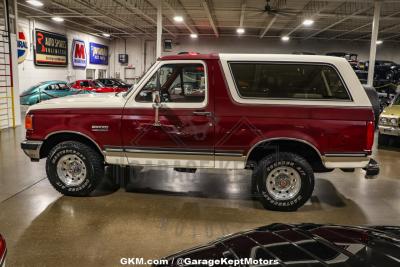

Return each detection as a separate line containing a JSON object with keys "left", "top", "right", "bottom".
{"left": 248, "top": 0, "right": 297, "bottom": 17}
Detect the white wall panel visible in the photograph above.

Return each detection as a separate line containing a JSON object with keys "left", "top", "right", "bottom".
{"left": 17, "top": 17, "right": 110, "bottom": 94}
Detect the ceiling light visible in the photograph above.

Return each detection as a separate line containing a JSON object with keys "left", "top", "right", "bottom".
{"left": 102, "top": 33, "right": 111, "bottom": 38}
{"left": 26, "top": 0, "right": 43, "bottom": 7}
{"left": 376, "top": 40, "right": 383, "bottom": 45}
{"left": 302, "top": 19, "right": 314, "bottom": 26}
{"left": 173, "top": 16, "right": 184, "bottom": 22}
{"left": 190, "top": 33, "right": 198, "bottom": 38}
{"left": 281, "top": 36, "right": 290, "bottom": 41}
{"left": 237, "top": 28, "right": 245, "bottom": 34}
{"left": 51, "top": 17, "right": 64, "bottom": 22}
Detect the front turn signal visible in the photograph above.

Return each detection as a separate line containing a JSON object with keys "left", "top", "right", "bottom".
{"left": 25, "top": 114, "right": 34, "bottom": 130}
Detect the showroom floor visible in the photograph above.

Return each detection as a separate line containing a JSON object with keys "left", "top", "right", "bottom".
{"left": 0, "top": 126, "right": 400, "bottom": 266}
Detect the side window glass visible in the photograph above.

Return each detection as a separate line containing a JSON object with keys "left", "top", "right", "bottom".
{"left": 230, "top": 63, "right": 351, "bottom": 100}
{"left": 135, "top": 63, "right": 206, "bottom": 103}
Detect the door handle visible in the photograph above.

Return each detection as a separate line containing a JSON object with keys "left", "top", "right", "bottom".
{"left": 192, "top": 111, "right": 213, "bottom": 117}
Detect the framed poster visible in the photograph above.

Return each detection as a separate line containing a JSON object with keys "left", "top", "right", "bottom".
{"left": 34, "top": 29, "right": 68, "bottom": 67}
{"left": 89, "top": 42, "right": 108, "bottom": 65}
{"left": 72, "top": 39, "right": 87, "bottom": 68}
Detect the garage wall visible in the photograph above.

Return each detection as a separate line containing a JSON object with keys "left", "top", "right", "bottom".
{"left": 110, "top": 36, "right": 400, "bottom": 80}
{"left": 17, "top": 17, "right": 110, "bottom": 93}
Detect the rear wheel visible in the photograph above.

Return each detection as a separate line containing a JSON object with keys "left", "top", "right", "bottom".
{"left": 253, "top": 152, "right": 314, "bottom": 211}
{"left": 46, "top": 141, "right": 105, "bottom": 196}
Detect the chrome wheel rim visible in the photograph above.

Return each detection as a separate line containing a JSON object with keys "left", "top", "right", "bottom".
{"left": 266, "top": 166, "right": 301, "bottom": 201}
{"left": 56, "top": 154, "right": 87, "bottom": 187}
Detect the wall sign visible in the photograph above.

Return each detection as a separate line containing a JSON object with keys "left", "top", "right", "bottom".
{"left": 118, "top": 54, "right": 128, "bottom": 64}
{"left": 72, "top": 39, "right": 87, "bottom": 68}
{"left": 89, "top": 42, "right": 108, "bottom": 65}
{"left": 17, "top": 30, "right": 28, "bottom": 64}
{"left": 34, "top": 29, "right": 68, "bottom": 67}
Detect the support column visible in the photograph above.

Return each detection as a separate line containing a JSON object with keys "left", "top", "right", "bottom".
{"left": 156, "top": 0, "right": 162, "bottom": 59}
{"left": 367, "top": 0, "right": 382, "bottom": 87}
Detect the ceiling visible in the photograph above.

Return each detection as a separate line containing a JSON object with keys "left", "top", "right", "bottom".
{"left": 16, "top": 0, "right": 400, "bottom": 42}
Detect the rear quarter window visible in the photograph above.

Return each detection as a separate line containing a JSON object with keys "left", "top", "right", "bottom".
{"left": 229, "top": 63, "right": 351, "bottom": 101}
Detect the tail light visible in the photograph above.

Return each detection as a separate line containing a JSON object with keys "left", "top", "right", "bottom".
{"left": 25, "top": 114, "right": 34, "bottom": 130}
{"left": 366, "top": 120, "right": 375, "bottom": 152}
{"left": 0, "top": 235, "right": 5, "bottom": 263}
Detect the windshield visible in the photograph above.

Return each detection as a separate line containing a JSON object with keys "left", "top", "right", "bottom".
{"left": 93, "top": 81, "right": 105, "bottom": 88}
{"left": 114, "top": 79, "right": 127, "bottom": 86}
{"left": 394, "top": 95, "right": 400, "bottom": 105}
{"left": 23, "top": 82, "right": 46, "bottom": 92}
{"left": 124, "top": 61, "right": 159, "bottom": 96}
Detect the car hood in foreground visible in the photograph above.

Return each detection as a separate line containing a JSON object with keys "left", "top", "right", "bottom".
{"left": 28, "top": 92, "right": 126, "bottom": 112}
{"left": 155, "top": 223, "right": 400, "bottom": 267}
{"left": 382, "top": 105, "right": 400, "bottom": 116}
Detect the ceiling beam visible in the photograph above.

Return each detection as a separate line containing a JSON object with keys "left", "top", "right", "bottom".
{"left": 51, "top": 0, "right": 138, "bottom": 38}
{"left": 304, "top": 5, "right": 371, "bottom": 40}
{"left": 163, "top": 0, "right": 198, "bottom": 34}
{"left": 71, "top": 0, "right": 153, "bottom": 38}
{"left": 201, "top": 0, "right": 219, "bottom": 37}
{"left": 331, "top": 10, "right": 400, "bottom": 39}
{"left": 239, "top": 0, "right": 246, "bottom": 27}
{"left": 113, "top": 0, "right": 176, "bottom": 37}
{"left": 17, "top": 5, "right": 118, "bottom": 39}
{"left": 259, "top": 15, "right": 277, "bottom": 39}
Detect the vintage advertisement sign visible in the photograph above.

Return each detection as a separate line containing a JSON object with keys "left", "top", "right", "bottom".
{"left": 72, "top": 39, "right": 87, "bottom": 68}
{"left": 17, "top": 30, "right": 28, "bottom": 64}
{"left": 89, "top": 42, "right": 108, "bottom": 65}
{"left": 34, "top": 29, "right": 68, "bottom": 67}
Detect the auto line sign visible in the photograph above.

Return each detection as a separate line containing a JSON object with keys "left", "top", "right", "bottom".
{"left": 72, "top": 39, "right": 87, "bottom": 68}
{"left": 34, "top": 29, "right": 68, "bottom": 67}
{"left": 89, "top": 42, "right": 108, "bottom": 65}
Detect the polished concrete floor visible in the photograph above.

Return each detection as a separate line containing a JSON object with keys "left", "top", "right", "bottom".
{"left": 1, "top": 126, "right": 400, "bottom": 266}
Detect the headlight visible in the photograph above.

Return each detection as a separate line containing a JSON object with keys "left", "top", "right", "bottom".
{"left": 390, "top": 118, "right": 398, "bottom": 126}
{"left": 380, "top": 117, "right": 388, "bottom": 125}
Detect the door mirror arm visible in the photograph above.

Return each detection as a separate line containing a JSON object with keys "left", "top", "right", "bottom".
{"left": 152, "top": 90, "right": 162, "bottom": 126}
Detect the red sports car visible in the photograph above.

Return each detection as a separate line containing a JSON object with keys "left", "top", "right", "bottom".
{"left": 70, "top": 80, "right": 127, "bottom": 93}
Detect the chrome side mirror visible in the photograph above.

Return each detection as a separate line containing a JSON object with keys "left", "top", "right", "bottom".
{"left": 152, "top": 91, "right": 161, "bottom": 126}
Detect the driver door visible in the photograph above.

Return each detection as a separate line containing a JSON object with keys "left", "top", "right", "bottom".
{"left": 121, "top": 60, "right": 215, "bottom": 168}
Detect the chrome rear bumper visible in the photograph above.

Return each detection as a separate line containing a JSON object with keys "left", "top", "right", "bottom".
{"left": 20, "top": 140, "right": 43, "bottom": 161}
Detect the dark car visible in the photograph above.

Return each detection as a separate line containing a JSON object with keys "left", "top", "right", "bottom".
{"left": 0, "top": 235, "right": 6, "bottom": 267}
{"left": 95, "top": 78, "right": 132, "bottom": 89}
{"left": 364, "top": 60, "right": 400, "bottom": 89}
{"left": 326, "top": 52, "right": 359, "bottom": 70}
{"left": 155, "top": 223, "right": 400, "bottom": 266}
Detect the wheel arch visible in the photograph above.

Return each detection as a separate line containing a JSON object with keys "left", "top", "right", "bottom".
{"left": 246, "top": 138, "right": 328, "bottom": 172}
{"left": 40, "top": 131, "right": 104, "bottom": 159}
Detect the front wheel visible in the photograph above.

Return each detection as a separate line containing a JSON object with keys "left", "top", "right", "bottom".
{"left": 253, "top": 152, "right": 314, "bottom": 211}
{"left": 46, "top": 141, "right": 105, "bottom": 196}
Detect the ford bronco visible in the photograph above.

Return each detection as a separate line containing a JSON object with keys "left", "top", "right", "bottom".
{"left": 21, "top": 54, "right": 378, "bottom": 211}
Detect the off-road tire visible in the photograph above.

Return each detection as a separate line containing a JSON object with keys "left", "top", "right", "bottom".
{"left": 46, "top": 141, "right": 105, "bottom": 196}
{"left": 253, "top": 152, "right": 314, "bottom": 212}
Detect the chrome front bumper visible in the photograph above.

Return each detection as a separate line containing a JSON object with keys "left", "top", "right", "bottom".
{"left": 379, "top": 125, "right": 400, "bottom": 136}
{"left": 20, "top": 140, "right": 43, "bottom": 161}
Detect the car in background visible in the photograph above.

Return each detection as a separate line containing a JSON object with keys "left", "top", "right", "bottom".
{"left": 0, "top": 234, "right": 6, "bottom": 267}
{"left": 95, "top": 78, "right": 132, "bottom": 89}
{"left": 20, "top": 81, "right": 92, "bottom": 105}
{"left": 326, "top": 52, "right": 359, "bottom": 69}
{"left": 154, "top": 223, "right": 400, "bottom": 266}
{"left": 364, "top": 60, "right": 400, "bottom": 89}
{"left": 378, "top": 93, "right": 400, "bottom": 146}
{"left": 70, "top": 80, "right": 127, "bottom": 93}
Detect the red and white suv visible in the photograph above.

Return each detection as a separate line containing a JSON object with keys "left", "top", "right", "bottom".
{"left": 21, "top": 53, "right": 378, "bottom": 211}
